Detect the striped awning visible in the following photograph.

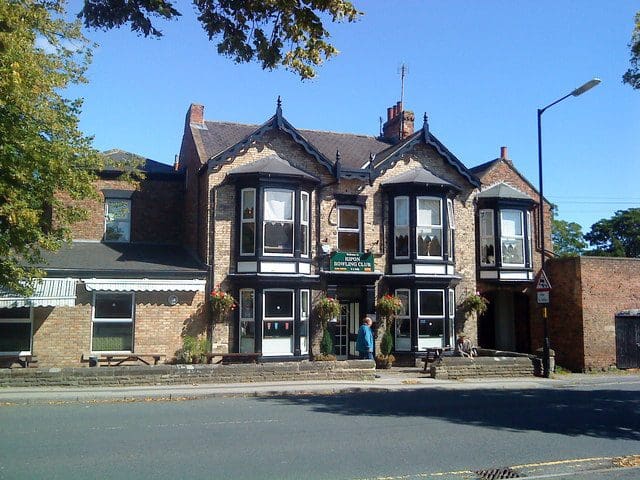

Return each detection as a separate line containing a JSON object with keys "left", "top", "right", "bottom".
{"left": 0, "top": 278, "right": 77, "bottom": 309}
{"left": 82, "top": 278, "right": 207, "bottom": 292}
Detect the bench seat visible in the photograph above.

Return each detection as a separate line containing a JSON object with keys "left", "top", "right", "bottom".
{"left": 83, "top": 353, "right": 165, "bottom": 366}
{"left": 206, "top": 352, "right": 261, "bottom": 365}
{"left": 0, "top": 354, "right": 38, "bottom": 368}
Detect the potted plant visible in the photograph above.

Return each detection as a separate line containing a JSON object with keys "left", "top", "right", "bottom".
{"left": 314, "top": 295, "right": 340, "bottom": 361}
{"left": 375, "top": 294, "right": 403, "bottom": 368}
{"left": 210, "top": 286, "right": 237, "bottom": 322}
{"left": 375, "top": 328, "right": 395, "bottom": 369}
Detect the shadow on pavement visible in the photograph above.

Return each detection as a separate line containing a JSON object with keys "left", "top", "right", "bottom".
{"left": 261, "top": 387, "right": 640, "bottom": 441}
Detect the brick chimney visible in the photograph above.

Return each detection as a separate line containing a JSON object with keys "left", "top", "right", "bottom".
{"left": 381, "top": 101, "right": 414, "bottom": 143}
{"left": 187, "top": 103, "right": 204, "bottom": 125}
{"left": 500, "top": 146, "right": 508, "bottom": 159}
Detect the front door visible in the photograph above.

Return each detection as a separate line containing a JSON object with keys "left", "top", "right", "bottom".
{"left": 333, "top": 302, "right": 359, "bottom": 359}
{"left": 616, "top": 315, "right": 640, "bottom": 369}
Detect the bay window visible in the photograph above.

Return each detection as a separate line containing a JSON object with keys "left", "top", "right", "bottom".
{"left": 418, "top": 289, "right": 444, "bottom": 349}
{"left": 394, "top": 197, "right": 409, "bottom": 258}
{"left": 480, "top": 209, "right": 495, "bottom": 266}
{"left": 239, "top": 289, "right": 255, "bottom": 353}
{"left": 300, "top": 290, "right": 309, "bottom": 354}
{"left": 300, "top": 192, "right": 309, "bottom": 257}
{"left": 417, "top": 197, "right": 442, "bottom": 258}
{"left": 337, "top": 206, "right": 361, "bottom": 252}
{"left": 394, "top": 289, "right": 411, "bottom": 351}
{"left": 447, "top": 199, "right": 455, "bottom": 259}
{"left": 0, "top": 308, "right": 32, "bottom": 354}
{"left": 263, "top": 289, "right": 294, "bottom": 355}
{"left": 263, "top": 189, "right": 294, "bottom": 255}
{"left": 500, "top": 210, "right": 525, "bottom": 266}
{"left": 92, "top": 293, "right": 134, "bottom": 352}
{"left": 240, "top": 189, "right": 256, "bottom": 255}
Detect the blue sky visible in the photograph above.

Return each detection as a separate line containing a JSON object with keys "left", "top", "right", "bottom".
{"left": 66, "top": 1, "right": 640, "bottom": 233}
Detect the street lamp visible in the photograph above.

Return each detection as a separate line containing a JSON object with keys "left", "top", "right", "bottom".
{"left": 537, "top": 78, "right": 601, "bottom": 378}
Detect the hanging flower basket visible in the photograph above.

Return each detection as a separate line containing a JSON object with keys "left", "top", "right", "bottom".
{"left": 461, "top": 292, "right": 489, "bottom": 317}
{"left": 315, "top": 295, "right": 341, "bottom": 328}
{"left": 210, "top": 287, "right": 236, "bottom": 322}
{"left": 376, "top": 294, "right": 403, "bottom": 323}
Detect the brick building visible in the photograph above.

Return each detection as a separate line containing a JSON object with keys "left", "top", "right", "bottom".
{"left": 2, "top": 100, "right": 561, "bottom": 367}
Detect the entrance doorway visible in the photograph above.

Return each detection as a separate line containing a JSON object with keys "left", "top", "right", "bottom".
{"left": 331, "top": 302, "right": 359, "bottom": 359}
{"left": 616, "top": 314, "right": 640, "bottom": 369}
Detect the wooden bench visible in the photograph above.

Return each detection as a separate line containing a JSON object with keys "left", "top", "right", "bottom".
{"left": 83, "top": 353, "right": 165, "bottom": 366}
{"left": 0, "top": 354, "right": 38, "bottom": 368}
{"left": 206, "top": 352, "right": 261, "bottom": 365}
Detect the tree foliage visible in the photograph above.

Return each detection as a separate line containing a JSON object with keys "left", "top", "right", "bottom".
{"left": 623, "top": 11, "right": 640, "bottom": 89}
{"left": 552, "top": 219, "right": 586, "bottom": 257}
{"left": 79, "top": 0, "right": 362, "bottom": 80}
{"left": 584, "top": 208, "right": 640, "bottom": 258}
{"left": 0, "top": 0, "right": 102, "bottom": 293}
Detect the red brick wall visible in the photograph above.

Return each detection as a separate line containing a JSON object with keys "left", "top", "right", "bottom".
{"left": 546, "top": 257, "right": 585, "bottom": 371}
{"left": 548, "top": 256, "right": 640, "bottom": 371}
{"left": 65, "top": 177, "right": 184, "bottom": 244}
{"left": 32, "top": 286, "right": 207, "bottom": 367}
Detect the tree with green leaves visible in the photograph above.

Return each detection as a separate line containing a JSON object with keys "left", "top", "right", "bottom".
{"left": 79, "top": 0, "right": 362, "bottom": 80}
{"left": 623, "top": 11, "right": 640, "bottom": 89}
{"left": 584, "top": 208, "right": 640, "bottom": 258}
{"left": 0, "top": 0, "right": 102, "bottom": 293}
{"left": 552, "top": 219, "right": 586, "bottom": 257}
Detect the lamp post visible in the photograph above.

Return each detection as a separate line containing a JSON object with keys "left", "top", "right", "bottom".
{"left": 537, "top": 78, "right": 600, "bottom": 378}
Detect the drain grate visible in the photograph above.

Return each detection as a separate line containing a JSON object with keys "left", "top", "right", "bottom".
{"left": 474, "top": 467, "right": 521, "bottom": 479}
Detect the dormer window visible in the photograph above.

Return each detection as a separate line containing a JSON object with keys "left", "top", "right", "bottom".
{"left": 104, "top": 198, "right": 131, "bottom": 242}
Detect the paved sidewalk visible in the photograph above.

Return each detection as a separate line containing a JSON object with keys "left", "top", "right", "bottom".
{"left": 2, "top": 368, "right": 637, "bottom": 404}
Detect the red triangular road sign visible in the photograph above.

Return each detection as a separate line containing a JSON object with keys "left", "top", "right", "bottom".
{"left": 536, "top": 270, "right": 552, "bottom": 291}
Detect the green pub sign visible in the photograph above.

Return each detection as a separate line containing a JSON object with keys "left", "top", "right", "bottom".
{"left": 330, "top": 252, "right": 374, "bottom": 272}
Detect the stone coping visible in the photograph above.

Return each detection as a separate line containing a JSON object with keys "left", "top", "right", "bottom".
{"left": 0, "top": 360, "right": 376, "bottom": 388}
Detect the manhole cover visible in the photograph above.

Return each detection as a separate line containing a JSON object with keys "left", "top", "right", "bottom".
{"left": 474, "top": 467, "right": 521, "bottom": 479}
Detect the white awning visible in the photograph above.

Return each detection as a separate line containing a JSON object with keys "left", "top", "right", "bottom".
{"left": 0, "top": 278, "right": 77, "bottom": 309}
{"left": 82, "top": 278, "right": 207, "bottom": 292}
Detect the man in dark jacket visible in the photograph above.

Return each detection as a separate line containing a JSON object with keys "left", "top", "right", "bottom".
{"left": 356, "top": 317, "right": 374, "bottom": 359}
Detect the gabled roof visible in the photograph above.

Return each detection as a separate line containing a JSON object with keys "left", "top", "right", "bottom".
{"left": 372, "top": 118, "right": 480, "bottom": 188}
{"left": 478, "top": 182, "right": 534, "bottom": 201}
{"left": 381, "top": 166, "right": 461, "bottom": 190}
{"left": 102, "top": 149, "right": 178, "bottom": 175}
{"left": 228, "top": 153, "right": 319, "bottom": 182}
{"left": 471, "top": 157, "right": 542, "bottom": 199}
{"left": 191, "top": 102, "right": 479, "bottom": 187}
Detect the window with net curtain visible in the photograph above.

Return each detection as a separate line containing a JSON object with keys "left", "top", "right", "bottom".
{"left": 417, "top": 197, "right": 442, "bottom": 257}
{"left": 263, "top": 189, "right": 294, "bottom": 254}
{"left": 92, "top": 293, "right": 134, "bottom": 351}
{"left": 500, "top": 210, "right": 525, "bottom": 266}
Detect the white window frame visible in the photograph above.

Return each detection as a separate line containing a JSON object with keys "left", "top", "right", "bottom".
{"left": 527, "top": 211, "right": 533, "bottom": 267}
{"left": 239, "top": 288, "right": 255, "bottom": 353}
{"left": 394, "top": 288, "right": 411, "bottom": 352}
{"left": 263, "top": 188, "right": 295, "bottom": 256}
{"left": 448, "top": 289, "right": 456, "bottom": 347}
{"left": 394, "top": 197, "right": 410, "bottom": 259}
{"left": 263, "top": 289, "right": 295, "bottom": 356}
{"left": 337, "top": 205, "right": 362, "bottom": 253}
{"left": 91, "top": 292, "right": 135, "bottom": 353}
{"left": 104, "top": 198, "right": 131, "bottom": 243}
{"left": 300, "top": 289, "right": 310, "bottom": 354}
{"left": 300, "top": 192, "right": 310, "bottom": 258}
{"left": 0, "top": 308, "right": 32, "bottom": 355}
{"left": 479, "top": 209, "right": 496, "bottom": 266}
{"left": 500, "top": 209, "right": 525, "bottom": 267}
{"left": 416, "top": 197, "right": 443, "bottom": 259}
{"left": 240, "top": 188, "right": 256, "bottom": 256}
{"left": 417, "top": 289, "right": 445, "bottom": 348}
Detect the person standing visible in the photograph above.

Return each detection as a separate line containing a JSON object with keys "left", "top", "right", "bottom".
{"left": 356, "top": 316, "right": 374, "bottom": 360}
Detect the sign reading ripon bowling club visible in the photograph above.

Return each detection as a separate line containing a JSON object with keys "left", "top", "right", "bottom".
{"left": 330, "top": 252, "right": 374, "bottom": 272}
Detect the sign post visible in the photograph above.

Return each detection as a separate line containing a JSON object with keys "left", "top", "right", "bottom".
{"left": 535, "top": 270, "right": 552, "bottom": 377}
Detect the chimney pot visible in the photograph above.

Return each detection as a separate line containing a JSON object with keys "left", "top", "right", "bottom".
{"left": 500, "top": 146, "right": 508, "bottom": 159}
{"left": 397, "top": 101, "right": 403, "bottom": 113}
{"left": 387, "top": 107, "right": 394, "bottom": 121}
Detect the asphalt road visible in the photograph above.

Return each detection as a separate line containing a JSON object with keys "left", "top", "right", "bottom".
{"left": 1, "top": 377, "right": 640, "bottom": 480}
